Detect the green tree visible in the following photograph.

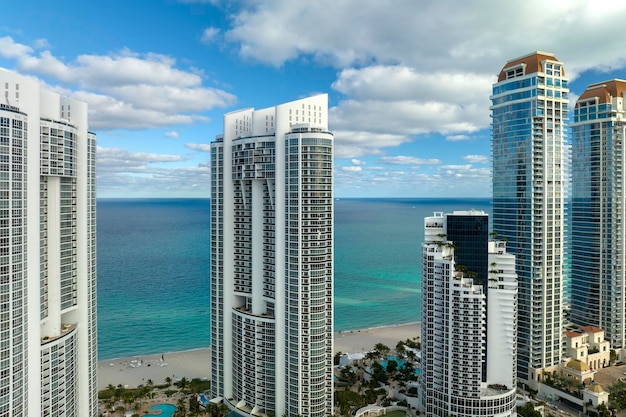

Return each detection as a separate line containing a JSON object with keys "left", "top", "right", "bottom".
{"left": 175, "top": 377, "right": 190, "bottom": 391}
{"left": 516, "top": 402, "right": 541, "bottom": 417}
{"left": 374, "top": 343, "right": 390, "bottom": 356}
{"left": 597, "top": 402, "right": 611, "bottom": 417}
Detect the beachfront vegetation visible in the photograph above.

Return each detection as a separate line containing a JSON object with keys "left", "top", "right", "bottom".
{"left": 333, "top": 340, "right": 418, "bottom": 416}
{"left": 98, "top": 377, "right": 212, "bottom": 417}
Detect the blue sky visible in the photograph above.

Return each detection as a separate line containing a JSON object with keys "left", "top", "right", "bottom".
{"left": 2, "top": 0, "right": 626, "bottom": 198}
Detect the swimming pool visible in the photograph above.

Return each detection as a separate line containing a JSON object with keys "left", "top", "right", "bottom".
{"left": 379, "top": 355, "right": 421, "bottom": 375}
{"left": 142, "top": 404, "right": 176, "bottom": 417}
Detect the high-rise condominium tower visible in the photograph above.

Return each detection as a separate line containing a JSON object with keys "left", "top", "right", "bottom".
{"left": 420, "top": 211, "right": 517, "bottom": 417}
{"left": 0, "top": 70, "right": 97, "bottom": 416}
{"left": 210, "top": 95, "right": 334, "bottom": 417}
{"left": 570, "top": 80, "right": 626, "bottom": 350}
{"left": 491, "top": 52, "right": 568, "bottom": 387}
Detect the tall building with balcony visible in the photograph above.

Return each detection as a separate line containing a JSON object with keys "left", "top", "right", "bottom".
{"left": 420, "top": 211, "right": 517, "bottom": 417}
{"left": 570, "top": 80, "right": 626, "bottom": 351}
{"left": 491, "top": 52, "right": 568, "bottom": 387}
{"left": 210, "top": 95, "right": 333, "bottom": 417}
{"left": 0, "top": 70, "right": 97, "bottom": 416}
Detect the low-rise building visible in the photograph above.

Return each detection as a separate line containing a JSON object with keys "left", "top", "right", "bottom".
{"left": 563, "top": 326, "right": 611, "bottom": 375}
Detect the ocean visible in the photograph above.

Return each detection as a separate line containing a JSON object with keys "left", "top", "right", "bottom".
{"left": 97, "top": 197, "right": 492, "bottom": 360}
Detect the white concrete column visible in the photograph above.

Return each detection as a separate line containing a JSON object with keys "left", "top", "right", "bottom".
{"left": 251, "top": 179, "right": 264, "bottom": 315}
{"left": 42, "top": 176, "right": 61, "bottom": 336}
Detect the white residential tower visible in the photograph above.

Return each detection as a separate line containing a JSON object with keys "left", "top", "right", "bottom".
{"left": 0, "top": 70, "right": 97, "bottom": 416}
{"left": 420, "top": 211, "right": 517, "bottom": 417}
{"left": 210, "top": 95, "right": 334, "bottom": 417}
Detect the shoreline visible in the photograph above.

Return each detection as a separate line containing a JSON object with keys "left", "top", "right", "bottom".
{"left": 98, "top": 321, "right": 421, "bottom": 390}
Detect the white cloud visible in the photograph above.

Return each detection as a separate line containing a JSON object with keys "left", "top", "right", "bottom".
{"left": 332, "top": 130, "right": 409, "bottom": 159}
{"left": 165, "top": 131, "right": 180, "bottom": 138}
{"left": 223, "top": 0, "right": 626, "bottom": 77}
{"left": 97, "top": 146, "right": 209, "bottom": 197}
{"left": 97, "top": 146, "right": 190, "bottom": 171}
{"left": 446, "top": 134, "right": 471, "bottom": 142}
{"left": 463, "top": 155, "right": 489, "bottom": 164}
{"left": 185, "top": 143, "right": 212, "bottom": 152}
{"left": 351, "top": 159, "right": 366, "bottom": 165}
{"left": 223, "top": 0, "right": 626, "bottom": 162}
{"left": 0, "top": 36, "right": 32, "bottom": 59}
{"left": 32, "top": 38, "right": 50, "bottom": 49}
{"left": 378, "top": 156, "right": 441, "bottom": 165}
{"left": 202, "top": 27, "right": 221, "bottom": 44}
{"left": 341, "top": 166, "right": 362, "bottom": 172}
{"left": 328, "top": 65, "right": 489, "bottom": 158}
{"left": 0, "top": 37, "right": 236, "bottom": 130}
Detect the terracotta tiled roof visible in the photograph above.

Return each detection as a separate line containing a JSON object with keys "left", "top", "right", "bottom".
{"left": 498, "top": 51, "right": 563, "bottom": 81}
{"left": 563, "top": 330, "right": 581, "bottom": 338}
{"left": 576, "top": 79, "right": 626, "bottom": 107}
{"left": 580, "top": 326, "right": 604, "bottom": 334}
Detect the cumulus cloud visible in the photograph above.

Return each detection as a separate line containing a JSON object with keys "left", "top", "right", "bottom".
{"left": 223, "top": 0, "right": 626, "bottom": 163}
{"left": 223, "top": 0, "right": 626, "bottom": 76}
{"left": 185, "top": 143, "right": 212, "bottom": 152}
{"left": 165, "top": 131, "right": 180, "bottom": 139}
{"left": 378, "top": 156, "right": 441, "bottom": 165}
{"left": 97, "top": 146, "right": 190, "bottom": 171}
{"left": 463, "top": 155, "right": 489, "bottom": 164}
{"left": 202, "top": 27, "right": 221, "bottom": 44}
{"left": 332, "top": 130, "right": 410, "bottom": 159}
{"left": 446, "top": 134, "right": 471, "bottom": 142}
{"left": 341, "top": 166, "right": 362, "bottom": 172}
{"left": 351, "top": 159, "right": 366, "bottom": 165}
{"left": 97, "top": 146, "right": 209, "bottom": 197}
{"left": 328, "top": 64, "right": 490, "bottom": 158}
{"left": 0, "top": 37, "right": 236, "bottom": 130}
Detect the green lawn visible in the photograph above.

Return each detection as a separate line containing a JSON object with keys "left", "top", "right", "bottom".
{"left": 384, "top": 411, "right": 406, "bottom": 417}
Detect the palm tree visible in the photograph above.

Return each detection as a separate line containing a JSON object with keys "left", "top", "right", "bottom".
{"left": 175, "top": 397, "right": 187, "bottom": 417}
{"left": 165, "top": 376, "right": 173, "bottom": 387}
{"left": 176, "top": 376, "right": 190, "bottom": 391}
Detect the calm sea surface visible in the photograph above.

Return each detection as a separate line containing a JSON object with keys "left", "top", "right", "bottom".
{"left": 97, "top": 198, "right": 492, "bottom": 360}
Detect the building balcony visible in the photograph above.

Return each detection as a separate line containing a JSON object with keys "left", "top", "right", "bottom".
{"left": 41, "top": 322, "right": 77, "bottom": 346}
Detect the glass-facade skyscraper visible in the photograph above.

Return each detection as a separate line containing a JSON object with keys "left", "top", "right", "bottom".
{"left": 570, "top": 80, "right": 626, "bottom": 350}
{"left": 210, "top": 95, "right": 334, "bottom": 417}
{"left": 491, "top": 52, "right": 568, "bottom": 387}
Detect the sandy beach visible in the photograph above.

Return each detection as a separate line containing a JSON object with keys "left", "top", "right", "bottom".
{"left": 98, "top": 322, "right": 421, "bottom": 391}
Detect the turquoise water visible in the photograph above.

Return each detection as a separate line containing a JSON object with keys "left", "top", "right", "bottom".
{"left": 379, "top": 355, "right": 421, "bottom": 375}
{"left": 97, "top": 198, "right": 494, "bottom": 360}
{"left": 142, "top": 404, "right": 176, "bottom": 417}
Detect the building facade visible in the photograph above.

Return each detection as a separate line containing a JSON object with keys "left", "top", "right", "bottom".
{"left": 0, "top": 70, "right": 97, "bottom": 416}
{"left": 570, "top": 80, "right": 626, "bottom": 351}
{"left": 491, "top": 52, "right": 568, "bottom": 386}
{"left": 210, "top": 95, "right": 333, "bottom": 417}
{"left": 420, "top": 211, "right": 517, "bottom": 417}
